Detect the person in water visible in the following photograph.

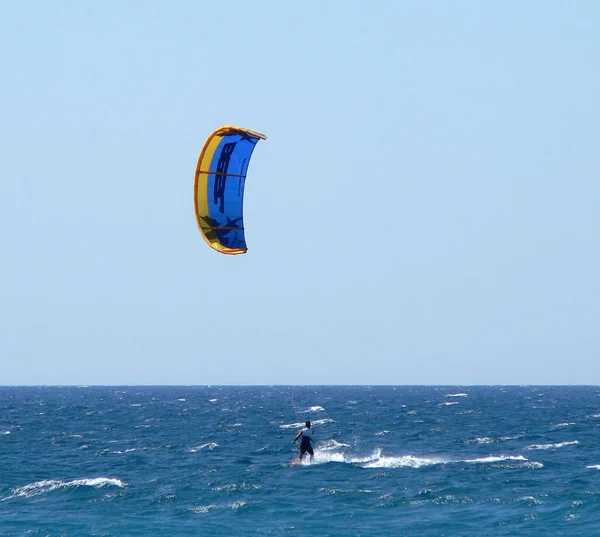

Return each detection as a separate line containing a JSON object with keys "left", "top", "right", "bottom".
{"left": 292, "top": 421, "right": 314, "bottom": 462}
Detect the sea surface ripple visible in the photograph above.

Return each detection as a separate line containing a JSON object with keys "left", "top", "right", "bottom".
{"left": 1, "top": 386, "right": 599, "bottom": 536}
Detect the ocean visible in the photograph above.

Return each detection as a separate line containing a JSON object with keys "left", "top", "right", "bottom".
{"left": 0, "top": 386, "right": 598, "bottom": 536}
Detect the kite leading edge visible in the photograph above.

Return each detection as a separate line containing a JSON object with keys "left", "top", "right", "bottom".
{"left": 194, "top": 126, "right": 266, "bottom": 255}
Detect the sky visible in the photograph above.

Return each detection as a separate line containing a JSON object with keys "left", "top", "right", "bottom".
{"left": 1, "top": 1, "right": 599, "bottom": 386}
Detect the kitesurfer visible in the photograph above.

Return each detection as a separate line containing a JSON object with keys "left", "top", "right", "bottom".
{"left": 292, "top": 421, "right": 314, "bottom": 463}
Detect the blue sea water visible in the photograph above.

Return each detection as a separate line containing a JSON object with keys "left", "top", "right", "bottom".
{"left": 0, "top": 386, "right": 599, "bottom": 536}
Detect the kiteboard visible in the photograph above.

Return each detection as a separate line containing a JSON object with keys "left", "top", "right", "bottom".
{"left": 290, "top": 460, "right": 313, "bottom": 467}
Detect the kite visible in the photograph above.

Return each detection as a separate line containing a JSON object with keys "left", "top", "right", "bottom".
{"left": 193, "top": 126, "right": 266, "bottom": 255}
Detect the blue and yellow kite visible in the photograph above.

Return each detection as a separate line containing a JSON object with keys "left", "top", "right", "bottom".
{"left": 194, "top": 126, "right": 266, "bottom": 255}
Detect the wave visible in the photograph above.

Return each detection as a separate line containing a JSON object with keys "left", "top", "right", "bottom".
{"left": 527, "top": 440, "right": 578, "bottom": 450}
{"left": 586, "top": 465, "right": 600, "bottom": 470}
{"left": 446, "top": 393, "right": 468, "bottom": 397}
{"left": 3, "top": 477, "right": 125, "bottom": 500}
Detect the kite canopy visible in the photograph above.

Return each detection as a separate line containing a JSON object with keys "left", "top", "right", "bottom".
{"left": 194, "top": 126, "right": 266, "bottom": 255}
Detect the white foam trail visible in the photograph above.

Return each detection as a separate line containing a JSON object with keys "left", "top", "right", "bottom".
{"left": 363, "top": 454, "right": 445, "bottom": 469}
{"left": 554, "top": 422, "right": 576, "bottom": 428}
{"left": 586, "top": 465, "right": 600, "bottom": 470}
{"left": 4, "top": 477, "right": 125, "bottom": 500}
{"left": 446, "top": 393, "right": 468, "bottom": 397}
{"left": 527, "top": 440, "right": 578, "bottom": 450}
{"left": 296, "top": 445, "right": 538, "bottom": 471}
{"left": 292, "top": 448, "right": 382, "bottom": 467}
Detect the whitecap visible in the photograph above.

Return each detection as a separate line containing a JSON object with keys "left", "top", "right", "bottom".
{"left": 465, "top": 437, "right": 494, "bottom": 444}
{"left": 190, "top": 501, "right": 246, "bottom": 513}
{"left": 446, "top": 393, "right": 468, "bottom": 397}
{"left": 375, "top": 430, "right": 390, "bottom": 436}
{"left": 522, "top": 461, "right": 544, "bottom": 469}
{"left": 213, "top": 483, "right": 260, "bottom": 492}
{"left": 514, "top": 495, "right": 544, "bottom": 505}
{"left": 188, "top": 442, "right": 218, "bottom": 452}
{"left": 279, "top": 422, "right": 306, "bottom": 429}
{"left": 318, "top": 439, "right": 350, "bottom": 451}
{"left": 463, "top": 455, "right": 527, "bottom": 464}
{"left": 441, "top": 402, "right": 458, "bottom": 406}
{"left": 279, "top": 418, "right": 335, "bottom": 429}
{"left": 312, "top": 418, "right": 335, "bottom": 426}
{"left": 527, "top": 440, "right": 578, "bottom": 450}
{"left": 4, "top": 477, "right": 125, "bottom": 500}
{"left": 302, "top": 406, "right": 325, "bottom": 413}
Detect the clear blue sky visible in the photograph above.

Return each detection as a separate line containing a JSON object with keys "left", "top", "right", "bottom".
{"left": 1, "top": 1, "right": 599, "bottom": 385}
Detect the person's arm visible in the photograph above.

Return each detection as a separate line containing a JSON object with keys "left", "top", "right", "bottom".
{"left": 292, "top": 430, "right": 302, "bottom": 444}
